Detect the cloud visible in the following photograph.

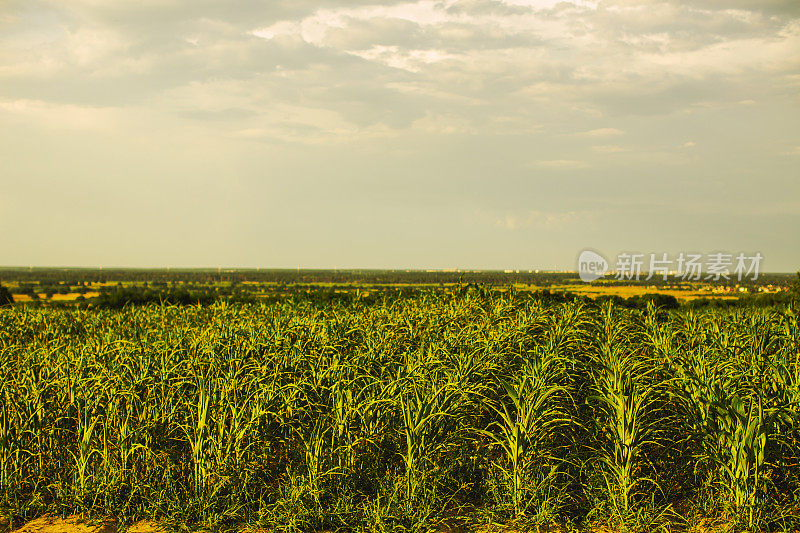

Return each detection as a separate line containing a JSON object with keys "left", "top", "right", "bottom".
{"left": 536, "top": 159, "right": 590, "bottom": 169}
{"left": 2, "top": 0, "right": 797, "bottom": 146}
{"left": 0, "top": 98, "right": 119, "bottom": 131}
{"left": 1, "top": 0, "right": 799, "bottom": 270}
{"left": 2, "top": 0, "right": 798, "bottom": 138}
{"left": 575, "top": 128, "right": 625, "bottom": 137}
{"left": 492, "top": 209, "right": 591, "bottom": 231}
{"left": 592, "top": 144, "right": 628, "bottom": 153}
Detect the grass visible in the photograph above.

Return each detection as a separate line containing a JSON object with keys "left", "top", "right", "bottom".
{"left": 0, "top": 290, "right": 797, "bottom": 532}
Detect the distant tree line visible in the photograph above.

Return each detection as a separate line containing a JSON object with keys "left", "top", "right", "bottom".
{"left": 3, "top": 267, "right": 794, "bottom": 288}
{"left": 2, "top": 273, "right": 797, "bottom": 310}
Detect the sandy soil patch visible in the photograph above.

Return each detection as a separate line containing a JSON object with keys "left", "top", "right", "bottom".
{"left": 9, "top": 517, "right": 177, "bottom": 533}
{"left": 10, "top": 516, "right": 117, "bottom": 533}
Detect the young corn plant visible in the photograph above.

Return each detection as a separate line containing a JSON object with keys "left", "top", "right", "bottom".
{"left": 332, "top": 382, "right": 356, "bottom": 470}
{"left": 302, "top": 416, "right": 328, "bottom": 502}
{"left": 398, "top": 366, "right": 462, "bottom": 523}
{"left": 765, "top": 350, "right": 800, "bottom": 462}
{"left": 214, "top": 371, "right": 262, "bottom": 471}
{"left": 71, "top": 397, "right": 101, "bottom": 506}
{"left": 713, "top": 394, "right": 771, "bottom": 528}
{"left": 17, "top": 363, "right": 48, "bottom": 484}
{"left": 0, "top": 383, "right": 19, "bottom": 495}
{"left": 588, "top": 304, "right": 664, "bottom": 522}
{"left": 669, "top": 312, "right": 784, "bottom": 530}
{"left": 181, "top": 372, "right": 215, "bottom": 502}
{"left": 485, "top": 349, "right": 569, "bottom": 518}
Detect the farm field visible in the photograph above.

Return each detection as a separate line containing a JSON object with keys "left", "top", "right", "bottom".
{"left": 0, "top": 285, "right": 750, "bottom": 305}
{"left": 1, "top": 291, "right": 798, "bottom": 532}
{"left": 4, "top": 0, "right": 799, "bottom": 531}
{"left": 545, "top": 284, "right": 741, "bottom": 302}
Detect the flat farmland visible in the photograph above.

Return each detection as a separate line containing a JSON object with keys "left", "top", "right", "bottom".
{"left": 545, "top": 283, "right": 741, "bottom": 301}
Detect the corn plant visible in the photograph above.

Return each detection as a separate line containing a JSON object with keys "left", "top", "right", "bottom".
{"left": 71, "top": 398, "right": 101, "bottom": 504}
{"left": 0, "top": 384, "right": 18, "bottom": 494}
{"left": 587, "top": 303, "right": 664, "bottom": 520}
{"left": 398, "top": 365, "right": 462, "bottom": 514}
{"left": 181, "top": 372, "right": 214, "bottom": 500}
{"left": 667, "top": 308, "right": 799, "bottom": 530}
{"left": 484, "top": 348, "right": 569, "bottom": 516}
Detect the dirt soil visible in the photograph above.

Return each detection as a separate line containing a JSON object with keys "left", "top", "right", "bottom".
{"left": 4, "top": 515, "right": 747, "bottom": 533}
{"left": 8, "top": 516, "right": 172, "bottom": 533}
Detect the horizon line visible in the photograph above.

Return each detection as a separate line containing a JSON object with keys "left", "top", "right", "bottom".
{"left": 0, "top": 265, "right": 797, "bottom": 275}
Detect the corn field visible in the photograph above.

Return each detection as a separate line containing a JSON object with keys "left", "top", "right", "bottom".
{"left": 0, "top": 291, "right": 798, "bottom": 531}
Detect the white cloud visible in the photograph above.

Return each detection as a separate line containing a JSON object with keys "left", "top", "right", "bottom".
{"left": 492, "top": 209, "right": 590, "bottom": 230}
{"left": 575, "top": 128, "right": 625, "bottom": 137}
{"left": 3, "top": 0, "right": 797, "bottom": 139}
{"left": 0, "top": 98, "right": 119, "bottom": 131}
{"left": 345, "top": 46, "right": 459, "bottom": 72}
{"left": 536, "top": 159, "right": 590, "bottom": 168}
{"left": 592, "top": 144, "right": 628, "bottom": 153}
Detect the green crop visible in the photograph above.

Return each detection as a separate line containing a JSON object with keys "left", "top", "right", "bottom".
{"left": 0, "top": 293, "right": 797, "bottom": 532}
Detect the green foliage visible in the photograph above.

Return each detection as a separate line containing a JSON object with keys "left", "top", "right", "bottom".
{"left": 0, "top": 294, "right": 797, "bottom": 532}
{"left": 0, "top": 285, "right": 13, "bottom": 307}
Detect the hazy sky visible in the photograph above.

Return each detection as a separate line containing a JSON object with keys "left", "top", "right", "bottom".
{"left": 1, "top": 0, "right": 798, "bottom": 271}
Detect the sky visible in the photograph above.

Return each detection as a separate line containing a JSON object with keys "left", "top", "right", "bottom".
{"left": 1, "top": 0, "right": 798, "bottom": 271}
